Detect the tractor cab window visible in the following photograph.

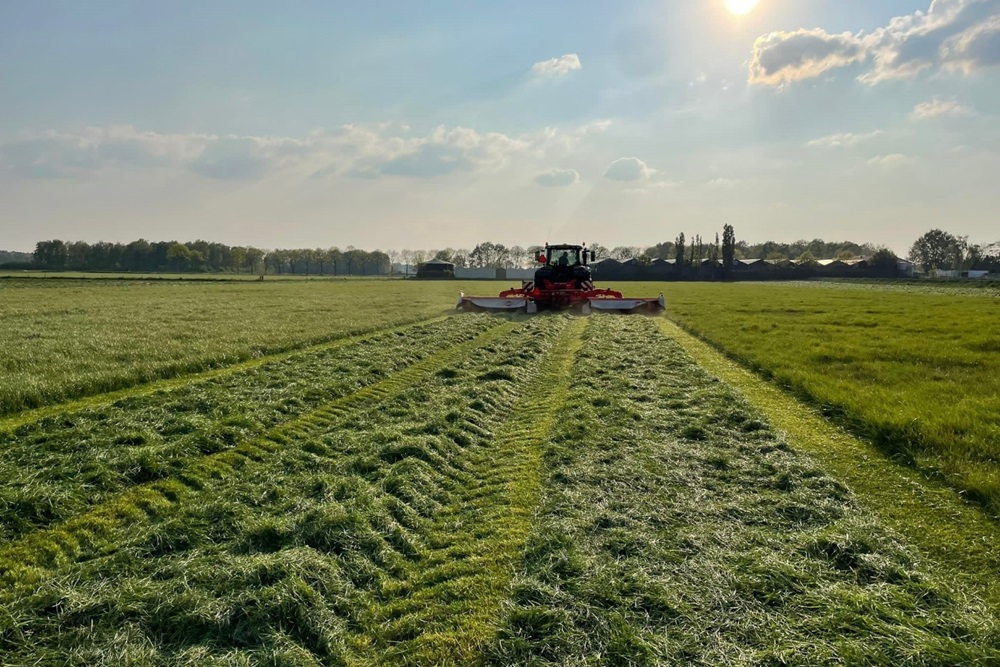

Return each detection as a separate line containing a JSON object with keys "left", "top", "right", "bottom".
{"left": 549, "top": 248, "right": 581, "bottom": 267}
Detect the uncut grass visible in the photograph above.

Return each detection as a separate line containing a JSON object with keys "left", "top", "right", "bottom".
{"left": 0, "top": 278, "right": 506, "bottom": 416}
{"left": 487, "top": 316, "right": 998, "bottom": 665}
{"left": 0, "top": 315, "right": 571, "bottom": 666}
{"left": 664, "top": 282, "right": 1000, "bottom": 517}
{"left": 0, "top": 316, "right": 500, "bottom": 543}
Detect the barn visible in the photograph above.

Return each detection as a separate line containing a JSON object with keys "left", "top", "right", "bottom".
{"left": 416, "top": 258, "right": 455, "bottom": 279}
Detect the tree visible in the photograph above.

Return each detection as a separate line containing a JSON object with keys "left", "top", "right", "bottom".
{"left": 870, "top": 247, "right": 898, "bottom": 277}
{"left": 399, "top": 249, "right": 414, "bottom": 277}
{"left": 230, "top": 247, "right": 247, "bottom": 274}
{"left": 611, "top": 246, "right": 636, "bottom": 261}
{"left": 328, "top": 247, "right": 342, "bottom": 276}
{"left": 33, "top": 240, "right": 68, "bottom": 270}
{"left": 589, "top": 244, "right": 610, "bottom": 261}
{"left": 674, "top": 233, "right": 686, "bottom": 270}
{"left": 508, "top": 245, "right": 526, "bottom": 268}
{"left": 722, "top": 224, "right": 736, "bottom": 275}
{"left": 246, "top": 247, "right": 264, "bottom": 274}
{"left": 835, "top": 248, "right": 856, "bottom": 261}
{"left": 166, "top": 242, "right": 191, "bottom": 272}
{"left": 797, "top": 250, "right": 819, "bottom": 266}
{"left": 909, "top": 229, "right": 959, "bottom": 274}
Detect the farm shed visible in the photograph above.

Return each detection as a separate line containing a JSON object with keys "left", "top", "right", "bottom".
{"left": 734, "top": 258, "right": 766, "bottom": 272}
{"left": 416, "top": 258, "right": 455, "bottom": 279}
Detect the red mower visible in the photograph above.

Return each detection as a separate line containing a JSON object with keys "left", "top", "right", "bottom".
{"left": 457, "top": 243, "right": 664, "bottom": 314}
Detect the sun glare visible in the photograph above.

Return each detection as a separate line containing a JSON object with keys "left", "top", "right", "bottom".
{"left": 725, "top": 0, "right": 759, "bottom": 15}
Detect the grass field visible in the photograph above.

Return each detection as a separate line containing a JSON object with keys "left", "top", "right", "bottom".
{"left": 1, "top": 277, "right": 998, "bottom": 664}
{"left": 665, "top": 282, "right": 1000, "bottom": 516}
{"left": 0, "top": 278, "right": 507, "bottom": 416}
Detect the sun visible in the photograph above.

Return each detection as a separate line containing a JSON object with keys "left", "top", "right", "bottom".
{"left": 725, "top": 0, "right": 759, "bottom": 15}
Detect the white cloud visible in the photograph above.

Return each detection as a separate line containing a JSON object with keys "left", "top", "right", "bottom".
{"left": 531, "top": 53, "right": 582, "bottom": 78}
{"left": 868, "top": 153, "right": 913, "bottom": 168}
{"left": 534, "top": 168, "right": 579, "bottom": 187}
{"left": 911, "top": 98, "right": 972, "bottom": 119}
{"left": 805, "top": 130, "right": 885, "bottom": 148}
{"left": 0, "top": 126, "right": 211, "bottom": 178}
{"left": 706, "top": 177, "right": 738, "bottom": 189}
{"left": 748, "top": 0, "right": 1000, "bottom": 86}
{"left": 0, "top": 120, "right": 627, "bottom": 190}
{"left": 602, "top": 157, "right": 651, "bottom": 182}
{"left": 749, "top": 29, "right": 867, "bottom": 85}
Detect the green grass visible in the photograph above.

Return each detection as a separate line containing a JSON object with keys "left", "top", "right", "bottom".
{"left": 659, "top": 318, "right": 1000, "bottom": 609}
{"left": 487, "top": 316, "right": 998, "bottom": 665}
{"left": 0, "top": 278, "right": 508, "bottom": 415}
{"left": 664, "top": 282, "right": 1000, "bottom": 517}
{"left": 1, "top": 279, "right": 998, "bottom": 664}
{"left": 0, "top": 317, "right": 501, "bottom": 543}
{"left": 0, "top": 315, "right": 575, "bottom": 664}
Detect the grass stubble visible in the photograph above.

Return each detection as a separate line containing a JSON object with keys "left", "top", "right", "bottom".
{"left": 0, "top": 278, "right": 503, "bottom": 416}
{"left": 0, "top": 284, "right": 996, "bottom": 665}
{"left": 0, "top": 315, "right": 577, "bottom": 665}
{"left": 487, "top": 316, "right": 998, "bottom": 666}
{"left": 662, "top": 281, "right": 1000, "bottom": 517}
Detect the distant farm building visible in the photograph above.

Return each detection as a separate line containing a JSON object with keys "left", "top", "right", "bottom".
{"left": 416, "top": 258, "right": 455, "bottom": 279}
{"left": 938, "top": 269, "right": 991, "bottom": 279}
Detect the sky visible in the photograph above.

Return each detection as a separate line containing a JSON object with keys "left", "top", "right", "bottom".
{"left": 2, "top": 0, "right": 999, "bottom": 254}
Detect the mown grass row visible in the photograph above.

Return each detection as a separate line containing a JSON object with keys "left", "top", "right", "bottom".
{"left": 665, "top": 282, "right": 1000, "bottom": 517}
{"left": 0, "top": 278, "right": 491, "bottom": 415}
{"left": 0, "top": 316, "right": 502, "bottom": 544}
{"left": 0, "top": 317, "right": 520, "bottom": 592}
{"left": 486, "top": 315, "right": 999, "bottom": 665}
{"left": 0, "top": 315, "right": 577, "bottom": 665}
{"left": 659, "top": 317, "right": 1000, "bottom": 609}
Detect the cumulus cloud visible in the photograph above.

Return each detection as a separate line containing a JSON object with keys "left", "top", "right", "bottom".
{"left": 868, "top": 153, "right": 913, "bottom": 168}
{"left": 1, "top": 122, "right": 600, "bottom": 183}
{"left": 805, "top": 130, "right": 885, "bottom": 148}
{"left": 534, "top": 168, "right": 579, "bottom": 187}
{"left": 342, "top": 125, "right": 530, "bottom": 179}
{"left": 911, "top": 98, "right": 972, "bottom": 118}
{"left": 749, "top": 29, "right": 867, "bottom": 85}
{"left": 0, "top": 126, "right": 209, "bottom": 178}
{"left": 602, "top": 157, "right": 651, "bottom": 182}
{"left": 531, "top": 53, "right": 582, "bottom": 78}
{"left": 748, "top": 0, "right": 1000, "bottom": 86}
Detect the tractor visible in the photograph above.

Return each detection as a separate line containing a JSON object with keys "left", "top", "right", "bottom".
{"left": 457, "top": 243, "right": 664, "bottom": 314}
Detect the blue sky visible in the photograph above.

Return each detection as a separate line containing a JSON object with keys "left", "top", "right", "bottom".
{"left": 2, "top": 0, "right": 999, "bottom": 253}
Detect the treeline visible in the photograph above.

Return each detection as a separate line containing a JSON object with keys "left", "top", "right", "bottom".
{"left": 0, "top": 250, "right": 33, "bottom": 268}
{"left": 14, "top": 227, "right": 999, "bottom": 276}
{"left": 30, "top": 240, "right": 391, "bottom": 275}
{"left": 908, "top": 229, "right": 1000, "bottom": 274}
{"left": 410, "top": 236, "right": 879, "bottom": 269}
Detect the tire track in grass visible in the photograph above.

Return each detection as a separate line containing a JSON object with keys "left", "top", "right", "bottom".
{"left": 0, "top": 315, "right": 451, "bottom": 433}
{"left": 487, "top": 316, "right": 998, "bottom": 665}
{"left": 0, "top": 319, "right": 521, "bottom": 597}
{"left": 361, "top": 316, "right": 588, "bottom": 665}
{"left": 0, "top": 316, "right": 501, "bottom": 545}
{"left": 0, "top": 315, "right": 574, "bottom": 665}
{"left": 658, "top": 317, "right": 1000, "bottom": 608}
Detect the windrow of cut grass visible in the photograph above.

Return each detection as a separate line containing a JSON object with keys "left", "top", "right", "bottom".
{"left": 0, "top": 278, "right": 504, "bottom": 415}
{"left": 0, "top": 315, "right": 502, "bottom": 543}
{"left": 665, "top": 282, "right": 1000, "bottom": 517}
{"left": 487, "top": 315, "right": 998, "bottom": 666}
{"left": 0, "top": 315, "right": 579, "bottom": 665}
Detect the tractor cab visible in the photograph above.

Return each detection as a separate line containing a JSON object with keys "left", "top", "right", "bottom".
{"left": 535, "top": 244, "right": 592, "bottom": 287}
